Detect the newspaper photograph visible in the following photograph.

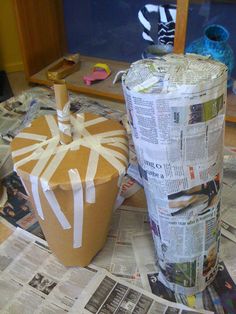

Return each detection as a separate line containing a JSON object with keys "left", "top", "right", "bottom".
{"left": 115, "top": 174, "right": 142, "bottom": 209}
{"left": 0, "top": 172, "right": 44, "bottom": 239}
{"left": 71, "top": 270, "right": 212, "bottom": 314}
{"left": 0, "top": 228, "right": 99, "bottom": 313}
{"left": 132, "top": 232, "right": 236, "bottom": 314}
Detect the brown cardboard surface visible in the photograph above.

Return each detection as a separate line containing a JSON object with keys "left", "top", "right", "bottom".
{"left": 11, "top": 112, "right": 128, "bottom": 189}
{"left": 22, "top": 175, "right": 119, "bottom": 266}
{"left": 11, "top": 112, "right": 128, "bottom": 266}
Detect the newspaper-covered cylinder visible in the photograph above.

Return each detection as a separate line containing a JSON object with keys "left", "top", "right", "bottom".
{"left": 122, "top": 54, "right": 227, "bottom": 295}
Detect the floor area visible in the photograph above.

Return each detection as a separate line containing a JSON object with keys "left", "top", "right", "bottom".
{"left": 7, "top": 71, "right": 30, "bottom": 96}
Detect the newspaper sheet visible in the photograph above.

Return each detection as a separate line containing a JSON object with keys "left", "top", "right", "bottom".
{"left": 132, "top": 232, "right": 236, "bottom": 314}
{"left": 221, "top": 147, "right": 236, "bottom": 243}
{"left": 0, "top": 172, "right": 44, "bottom": 239}
{"left": 71, "top": 269, "right": 212, "bottom": 314}
{"left": 0, "top": 228, "right": 99, "bottom": 313}
{"left": 92, "top": 206, "right": 149, "bottom": 286}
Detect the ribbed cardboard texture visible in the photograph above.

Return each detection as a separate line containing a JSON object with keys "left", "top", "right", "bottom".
{"left": 11, "top": 112, "right": 128, "bottom": 266}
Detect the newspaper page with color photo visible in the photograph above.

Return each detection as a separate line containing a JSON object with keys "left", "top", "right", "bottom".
{"left": 132, "top": 232, "right": 236, "bottom": 314}
{"left": 71, "top": 269, "right": 212, "bottom": 314}
{"left": 221, "top": 146, "right": 236, "bottom": 243}
{"left": 0, "top": 228, "right": 98, "bottom": 313}
{"left": 122, "top": 54, "right": 227, "bottom": 295}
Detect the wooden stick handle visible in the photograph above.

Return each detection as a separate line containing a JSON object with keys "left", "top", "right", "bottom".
{"left": 174, "top": 0, "right": 190, "bottom": 54}
{"left": 54, "top": 81, "right": 73, "bottom": 145}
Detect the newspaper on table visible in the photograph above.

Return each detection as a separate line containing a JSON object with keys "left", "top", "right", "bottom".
{"left": 92, "top": 205, "right": 149, "bottom": 286}
{"left": 71, "top": 269, "right": 212, "bottom": 314}
{"left": 122, "top": 54, "right": 228, "bottom": 295}
{"left": 0, "top": 172, "right": 44, "bottom": 239}
{"left": 0, "top": 228, "right": 99, "bottom": 313}
{"left": 0, "top": 228, "right": 212, "bottom": 314}
{"left": 132, "top": 231, "right": 236, "bottom": 314}
{"left": 221, "top": 146, "right": 236, "bottom": 243}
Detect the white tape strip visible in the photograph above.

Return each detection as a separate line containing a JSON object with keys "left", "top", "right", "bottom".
{"left": 29, "top": 139, "right": 59, "bottom": 218}
{"left": 12, "top": 142, "right": 46, "bottom": 158}
{"left": 96, "top": 130, "right": 126, "bottom": 138}
{"left": 44, "top": 190, "right": 71, "bottom": 229}
{"left": 84, "top": 116, "right": 107, "bottom": 127}
{"left": 58, "top": 121, "right": 72, "bottom": 136}
{"left": 30, "top": 175, "right": 44, "bottom": 220}
{"left": 100, "top": 151, "right": 125, "bottom": 176}
{"left": 104, "top": 147, "right": 128, "bottom": 163}
{"left": 40, "top": 149, "right": 68, "bottom": 191}
{"left": 15, "top": 133, "right": 47, "bottom": 142}
{"left": 100, "top": 137, "right": 128, "bottom": 144}
{"left": 68, "top": 169, "right": 84, "bottom": 248}
{"left": 45, "top": 115, "right": 59, "bottom": 137}
{"left": 85, "top": 149, "right": 99, "bottom": 203}
{"left": 14, "top": 147, "right": 45, "bottom": 170}
{"left": 106, "top": 142, "right": 129, "bottom": 153}
{"left": 31, "top": 139, "right": 59, "bottom": 177}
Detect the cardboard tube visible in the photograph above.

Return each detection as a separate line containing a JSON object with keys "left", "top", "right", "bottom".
{"left": 54, "top": 81, "right": 73, "bottom": 145}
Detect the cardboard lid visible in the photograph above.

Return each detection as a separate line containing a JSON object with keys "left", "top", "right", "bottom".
{"left": 11, "top": 112, "right": 128, "bottom": 191}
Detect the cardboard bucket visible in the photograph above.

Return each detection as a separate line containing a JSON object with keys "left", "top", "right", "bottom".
{"left": 11, "top": 84, "right": 128, "bottom": 266}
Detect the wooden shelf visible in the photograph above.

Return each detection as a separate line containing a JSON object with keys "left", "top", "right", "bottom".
{"left": 29, "top": 55, "right": 129, "bottom": 103}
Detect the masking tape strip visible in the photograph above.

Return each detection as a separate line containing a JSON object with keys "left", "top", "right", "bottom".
{"left": 45, "top": 115, "right": 59, "bottom": 137}
{"left": 101, "top": 137, "right": 128, "bottom": 144}
{"left": 57, "top": 101, "right": 72, "bottom": 139}
{"left": 106, "top": 142, "right": 129, "bottom": 154}
{"left": 96, "top": 130, "right": 126, "bottom": 138}
{"left": 12, "top": 136, "right": 58, "bottom": 158}
{"left": 40, "top": 149, "right": 68, "bottom": 191}
{"left": 104, "top": 147, "right": 128, "bottom": 163}
{"left": 29, "top": 140, "right": 60, "bottom": 220}
{"left": 84, "top": 116, "right": 107, "bottom": 127}
{"left": 30, "top": 175, "right": 44, "bottom": 220}
{"left": 12, "top": 141, "right": 47, "bottom": 158}
{"left": 100, "top": 151, "right": 125, "bottom": 176}
{"left": 85, "top": 149, "right": 99, "bottom": 203}
{"left": 31, "top": 139, "right": 59, "bottom": 177}
{"left": 118, "top": 172, "right": 125, "bottom": 187}
{"left": 57, "top": 116, "right": 70, "bottom": 123}
{"left": 44, "top": 189, "right": 71, "bottom": 229}
{"left": 58, "top": 121, "right": 72, "bottom": 136}
{"left": 14, "top": 147, "right": 44, "bottom": 170}
{"left": 15, "top": 133, "right": 47, "bottom": 142}
{"left": 68, "top": 168, "right": 83, "bottom": 248}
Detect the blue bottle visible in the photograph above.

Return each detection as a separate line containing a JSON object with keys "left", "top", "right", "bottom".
{"left": 187, "top": 24, "right": 234, "bottom": 87}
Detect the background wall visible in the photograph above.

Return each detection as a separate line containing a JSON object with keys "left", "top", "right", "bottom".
{"left": 63, "top": 1, "right": 236, "bottom": 77}
{"left": 0, "top": 0, "right": 23, "bottom": 72}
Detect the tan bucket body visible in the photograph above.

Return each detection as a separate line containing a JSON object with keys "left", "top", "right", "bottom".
{"left": 11, "top": 112, "right": 128, "bottom": 266}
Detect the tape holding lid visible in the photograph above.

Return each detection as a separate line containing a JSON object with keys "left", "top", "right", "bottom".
{"left": 11, "top": 109, "right": 128, "bottom": 266}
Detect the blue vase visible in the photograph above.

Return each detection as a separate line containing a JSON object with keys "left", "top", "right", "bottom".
{"left": 186, "top": 24, "right": 234, "bottom": 86}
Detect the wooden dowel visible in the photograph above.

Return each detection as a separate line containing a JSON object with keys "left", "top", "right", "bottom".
{"left": 174, "top": 0, "right": 190, "bottom": 54}
{"left": 54, "top": 81, "right": 73, "bottom": 145}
